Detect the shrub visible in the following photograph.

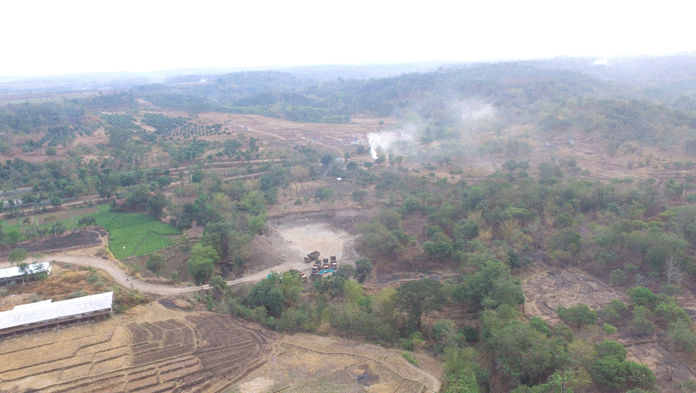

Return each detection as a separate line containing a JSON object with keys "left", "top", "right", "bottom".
{"left": 669, "top": 321, "right": 696, "bottom": 353}
{"left": 655, "top": 301, "right": 690, "bottom": 327}
{"left": 314, "top": 187, "right": 335, "bottom": 201}
{"left": 627, "top": 287, "right": 657, "bottom": 310}
{"left": 557, "top": 303, "right": 598, "bottom": 327}
{"left": 603, "top": 323, "right": 617, "bottom": 334}
{"left": 610, "top": 269, "right": 627, "bottom": 286}
{"left": 631, "top": 306, "right": 656, "bottom": 336}
{"left": 460, "top": 325, "right": 479, "bottom": 343}
{"left": 400, "top": 331, "right": 425, "bottom": 351}
{"left": 529, "top": 316, "right": 550, "bottom": 335}
{"left": 591, "top": 358, "right": 627, "bottom": 391}
{"left": 595, "top": 340, "right": 627, "bottom": 361}
{"left": 600, "top": 304, "right": 622, "bottom": 324}
{"left": 402, "top": 351, "right": 419, "bottom": 366}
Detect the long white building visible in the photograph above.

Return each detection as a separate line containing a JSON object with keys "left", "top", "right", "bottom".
{"left": 0, "top": 261, "right": 51, "bottom": 284}
{"left": 0, "top": 291, "right": 113, "bottom": 336}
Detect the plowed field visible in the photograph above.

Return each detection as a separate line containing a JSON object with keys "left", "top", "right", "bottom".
{"left": 0, "top": 307, "right": 267, "bottom": 392}
{"left": 0, "top": 303, "right": 441, "bottom": 393}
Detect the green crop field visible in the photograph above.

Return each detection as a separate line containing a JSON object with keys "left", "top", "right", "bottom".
{"left": 90, "top": 204, "right": 180, "bottom": 259}
{"left": 1, "top": 204, "right": 180, "bottom": 260}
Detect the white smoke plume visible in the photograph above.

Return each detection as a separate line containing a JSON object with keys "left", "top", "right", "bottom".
{"left": 366, "top": 98, "right": 495, "bottom": 161}
{"left": 450, "top": 99, "right": 495, "bottom": 123}
{"left": 368, "top": 124, "right": 416, "bottom": 159}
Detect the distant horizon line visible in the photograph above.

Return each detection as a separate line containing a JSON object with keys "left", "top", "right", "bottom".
{"left": 3, "top": 52, "right": 696, "bottom": 81}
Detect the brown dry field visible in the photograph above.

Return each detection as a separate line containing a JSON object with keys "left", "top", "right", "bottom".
{"left": 0, "top": 302, "right": 442, "bottom": 393}
{"left": 521, "top": 262, "right": 696, "bottom": 392}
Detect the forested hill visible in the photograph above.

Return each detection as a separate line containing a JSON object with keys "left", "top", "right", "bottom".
{"left": 135, "top": 63, "right": 614, "bottom": 119}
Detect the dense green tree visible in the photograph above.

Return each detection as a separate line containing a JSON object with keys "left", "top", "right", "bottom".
{"left": 488, "top": 320, "right": 556, "bottom": 386}
{"left": 631, "top": 306, "right": 656, "bottom": 336}
{"left": 547, "top": 228, "right": 582, "bottom": 261}
{"left": 395, "top": 279, "right": 445, "bottom": 329}
{"left": 78, "top": 216, "right": 96, "bottom": 226}
{"left": 668, "top": 321, "right": 696, "bottom": 353}
{"left": 595, "top": 340, "right": 627, "bottom": 361}
{"left": 627, "top": 286, "right": 657, "bottom": 310}
{"left": 655, "top": 300, "right": 690, "bottom": 327}
{"left": 246, "top": 275, "right": 285, "bottom": 317}
{"left": 482, "top": 276, "right": 525, "bottom": 309}
{"left": 320, "top": 154, "right": 334, "bottom": 167}
{"left": 146, "top": 253, "right": 166, "bottom": 277}
{"left": 357, "top": 221, "right": 404, "bottom": 258}
{"left": 626, "top": 361, "right": 656, "bottom": 391}
{"left": 423, "top": 240, "right": 454, "bottom": 262}
{"left": 312, "top": 274, "right": 346, "bottom": 299}
{"left": 334, "top": 264, "right": 356, "bottom": 280}
{"left": 209, "top": 275, "right": 229, "bottom": 295}
{"left": 247, "top": 212, "right": 267, "bottom": 235}
{"left": 557, "top": 303, "right": 598, "bottom": 327}
{"left": 445, "top": 371, "right": 479, "bottom": 393}
{"left": 49, "top": 195, "right": 62, "bottom": 207}
{"left": 354, "top": 258, "right": 373, "bottom": 283}
{"left": 146, "top": 192, "right": 167, "bottom": 219}
{"left": 8, "top": 248, "right": 28, "bottom": 263}
{"left": 528, "top": 316, "right": 550, "bottom": 335}
{"left": 462, "top": 259, "right": 510, "bottom": 309}
{"left": 590, "top": 357, "right": 628, "bottom": 391}
{"left": 187, "top": 243, "right": 218, "bottom": 285}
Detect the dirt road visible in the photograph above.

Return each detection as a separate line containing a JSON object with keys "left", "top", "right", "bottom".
{"left": 0, "top": 220, "right": 357, "bottom": 296}
{"left": 0, "top": 253, "right": 315, "bottom": 296}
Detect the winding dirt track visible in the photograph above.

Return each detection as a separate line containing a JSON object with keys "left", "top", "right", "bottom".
{"left": 0, "top": 253, "right": 309, "bottom": 296}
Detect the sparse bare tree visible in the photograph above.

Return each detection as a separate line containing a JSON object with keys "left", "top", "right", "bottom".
{"left": 666, "top": 257, "right": 685, "bottom": 286}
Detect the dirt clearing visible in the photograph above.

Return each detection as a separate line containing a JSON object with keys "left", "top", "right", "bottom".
{"left": 246, "top": 211, "right": 361, "bottom": 278}
{"left": 521, "top": 263, "right": 628, "bottom": 324}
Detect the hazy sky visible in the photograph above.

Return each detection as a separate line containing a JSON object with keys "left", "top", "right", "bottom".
{"left": 2, "top": 0, "right": 693, "bottom": 77}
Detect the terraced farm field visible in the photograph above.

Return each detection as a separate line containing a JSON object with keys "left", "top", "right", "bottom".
{"left": 0, "top": 303, "right": 442, "bottom": 393}
{"left": 0, "top": 306, "right": 268, "bottom": 392}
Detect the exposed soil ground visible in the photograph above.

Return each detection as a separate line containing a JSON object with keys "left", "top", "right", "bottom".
{"left": 521, "top": 262, "right": 629, "bottom": 325}
{"left": 521, "top": 262, "right": 696, "bottom": 392}
{"left": 0, "top": 302, "right": 442, "bottom": 393}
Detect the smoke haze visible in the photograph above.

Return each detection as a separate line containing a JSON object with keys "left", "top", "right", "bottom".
{"left": 367, "top": 98, "right": 495, "bottom": 160}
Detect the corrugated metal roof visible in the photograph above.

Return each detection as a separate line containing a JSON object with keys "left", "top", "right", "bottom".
{"left": 0, "top": 262, "right": 51, "bottom": 280}
{"left": 0, "top": 291, "right": 112, "bottom": 331}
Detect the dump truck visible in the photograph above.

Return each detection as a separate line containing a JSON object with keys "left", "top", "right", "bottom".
{"left": 304, "top": 251, "right": 321, "bottom": 263}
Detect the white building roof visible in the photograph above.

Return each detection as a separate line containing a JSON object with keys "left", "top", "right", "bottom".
{"left": 0, "top": 291, "right": 113, "bottom": 331}
{"left": 13, "top": 299, "right": 53, "bottom": 312}
{"left": 0, "top": 262, "right": 51, "bottom": 280}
